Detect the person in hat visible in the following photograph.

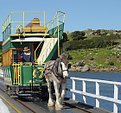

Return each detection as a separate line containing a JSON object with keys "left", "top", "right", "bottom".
{"left": 21, "top": 47, "right": 34, "bottom": 63}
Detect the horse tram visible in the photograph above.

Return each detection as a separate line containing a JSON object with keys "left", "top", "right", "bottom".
{"left": 2, "top": 11, "right": 65, "bottom": 98}
{"left": 2, "top": 11, "right": 120, "bottom": 113}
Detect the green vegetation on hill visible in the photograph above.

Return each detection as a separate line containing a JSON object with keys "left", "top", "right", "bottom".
{"left": 63, "top": 29, "right": 121, "bottom": 71}
{"left": 67, "top": 48, "right": 121, "bottom": 68}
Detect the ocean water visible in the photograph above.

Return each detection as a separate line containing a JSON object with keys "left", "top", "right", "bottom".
{"left": 66, "top": 72, "right": 121, "bottom": 113}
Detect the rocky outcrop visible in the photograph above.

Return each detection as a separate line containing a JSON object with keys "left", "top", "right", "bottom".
{"left": 90, "top": 67, "right": 121, "bottom": 72}
{"left": 69, "top": 65, "right": 121, "bottom": 72}
{"left": 69, "top": 60, "right": 90, "bottom": 72}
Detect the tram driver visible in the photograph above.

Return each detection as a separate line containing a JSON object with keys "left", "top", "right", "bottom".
{"left": 21, "top": 46, "right": 34, "bottom": 64}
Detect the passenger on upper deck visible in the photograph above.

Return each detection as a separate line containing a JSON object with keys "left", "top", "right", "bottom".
{"left": 21, "top": 47, "right": 34, "bottom": 63}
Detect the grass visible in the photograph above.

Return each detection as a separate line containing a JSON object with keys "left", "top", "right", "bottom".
{"left": 67, "top": 48, "right": 121, "bottom": 69}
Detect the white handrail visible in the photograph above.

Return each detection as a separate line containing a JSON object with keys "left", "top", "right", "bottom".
{"left": 70, "top": 77, "right": 121, "bottom": 113}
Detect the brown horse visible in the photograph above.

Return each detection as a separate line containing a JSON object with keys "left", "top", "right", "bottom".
{"left": 44, "top": 53, "right": 70, "bottom": 109}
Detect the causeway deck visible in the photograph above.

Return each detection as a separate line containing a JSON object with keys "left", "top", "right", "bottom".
{"left": 0, "top": 71, "right": 111, "bottom": 113}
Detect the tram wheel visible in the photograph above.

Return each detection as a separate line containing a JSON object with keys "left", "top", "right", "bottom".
{"left": 7, "top": 86, "right": 12, "bottom": 96}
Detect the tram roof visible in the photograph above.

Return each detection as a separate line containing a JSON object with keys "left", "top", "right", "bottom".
{"left": 11, "top": 37, "right": 45, "bottom": 42}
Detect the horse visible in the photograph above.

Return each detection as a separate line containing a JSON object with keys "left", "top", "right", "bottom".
{"left": 44, "top": 54, "right": 70, "bottom": 109}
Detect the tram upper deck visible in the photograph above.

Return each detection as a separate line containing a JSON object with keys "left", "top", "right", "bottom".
{"left": 2, "top": 11, "right": 65, "bottom": 66}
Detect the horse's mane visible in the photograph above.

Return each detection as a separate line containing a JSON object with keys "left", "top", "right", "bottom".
{"left": 44, "top": 59, "right": 63, "bottom": 78}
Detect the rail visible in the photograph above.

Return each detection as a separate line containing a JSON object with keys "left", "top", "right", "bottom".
{"left": 47, "top": 11, "right": 65, "bottom": 56}
{"left": 12, "top": 63, "right": 20, "bottom": 85}
{"left": 70, "top": 77, "right": 121, "bottom": 113}
{"left": 2, "top": 12, "right": 47, "bottom": 41}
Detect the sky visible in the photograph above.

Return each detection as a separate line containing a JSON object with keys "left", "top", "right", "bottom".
{"left": 1, "top": 0, "right": 121, "bottom": 40}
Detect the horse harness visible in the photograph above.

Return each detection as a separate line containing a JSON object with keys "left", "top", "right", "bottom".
{"left": 44, "top": 59, "right": 68, "bottom": 80}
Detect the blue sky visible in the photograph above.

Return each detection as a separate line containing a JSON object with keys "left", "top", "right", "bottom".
{"left": 1, "top": 0, "right": 121, "bottom": 39}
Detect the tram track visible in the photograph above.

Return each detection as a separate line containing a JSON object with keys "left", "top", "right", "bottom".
{"left": 0, "top": 83, "right": 91, "bottom": 113}
{"left": 0, "top": 77, "right": 106, "bottom": 113}
{"left": 15, "top": 99, "right": 36, "bottom": 113}
{"left": 0, "top": 86, "right": 21, "bottom": 113}
{"left": 0, "top": 78, "right": 37, "bottom": 113}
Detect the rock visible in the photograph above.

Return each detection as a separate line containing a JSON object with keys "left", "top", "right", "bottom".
{"left": 81, "top": 65, "right": 90, "bottom": 72}
{"left": 69, "top": 66, "right": 77, "bottom": 72}
{"left": 75, "top": 60, "right": 85, "bottom": 66}
{"left": 69, "top": 65, "right": 90, "bottom": 72}
{"left": 76, "top": 66, "right": 83, "bottom": 71}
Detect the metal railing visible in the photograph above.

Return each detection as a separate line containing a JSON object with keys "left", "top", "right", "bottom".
{"left": 2, "top": 11, "right": 48, "bottom": 41}
{"left": 47, "top": 11, "right": 65, "bottom": 56}
{"left": 36, "top": 11, "right": 65, "bottom": 64}
{"left": 70, "top": 77, "right": 121, "bottom": 113}
{"left": 47, "top": 11, "right": 65, "bottom": 31}
{"left": 2, "top": 11, "right": 65, "bottom": 39}
{"left": 12, "top": 63, "right": 20, "bottom": 85}
{"left": 2, "top": 12, "right": 46, "bottom": 32}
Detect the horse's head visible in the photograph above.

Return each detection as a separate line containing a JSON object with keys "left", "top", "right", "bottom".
{"left": 59, "top": 53, "right": 71, "bottom": 79}
{"left": 59, "top": 53, "right": 68, "bottom": 65}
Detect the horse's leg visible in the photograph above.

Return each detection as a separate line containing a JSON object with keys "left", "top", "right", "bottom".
{"left": 60, "top": 81, "right": 66, "bottom": 104}
{"left": 53, "top": 81, "right": 63, "bottom": 109}
{"left": 46, "top": 79, "right": 54, "bottom": 107}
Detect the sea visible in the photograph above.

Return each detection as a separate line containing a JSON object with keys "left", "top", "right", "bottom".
{"left": 66, "top": 72, "right": 121, "bottom": 113}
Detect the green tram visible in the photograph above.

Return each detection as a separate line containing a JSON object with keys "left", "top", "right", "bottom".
{"left": 2, "top": 11, "right": 65, "bottom": 96}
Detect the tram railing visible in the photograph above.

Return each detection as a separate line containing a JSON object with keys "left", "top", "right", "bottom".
{"left": 70, "top": 77, "right": 121, "bottom": 113}
{"left": 12, "top": 63, "right": 20, "bottom": 85}
{"left": 2, "top": 12, "right": 48, "bottom": 42}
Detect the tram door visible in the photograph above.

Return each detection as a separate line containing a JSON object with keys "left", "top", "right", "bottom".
{"left": 32, "top": 42, "right": 44, "bottom": 60}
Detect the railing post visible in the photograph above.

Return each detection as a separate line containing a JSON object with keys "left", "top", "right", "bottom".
{"left": 44, "top": 12, "right": 46, "bottom": 27}
{"left": 82, "top": 80, "right": 86, "bottom": 103}
{"left": 22, "top": 12, "right": 25, "bottom": 27}
{"left": 70, "top": 77, "right": 121, "bottom": 113}
{"left": 72, "top": 79, "right": 76, "bottom": 100}
{"left": 113, "top": 84, "right": 118, "bottom": 113}
{"left": 96, "top": 82, "right": 100, "bottom": 107}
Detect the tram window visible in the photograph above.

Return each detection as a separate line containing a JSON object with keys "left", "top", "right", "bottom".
{"left": 13, "top": 50, "right": 22, "bottom": 63}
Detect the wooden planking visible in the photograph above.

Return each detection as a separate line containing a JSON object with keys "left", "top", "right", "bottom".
{"left": 2, "top": 48, "right": 23, "bottom": 66}
{"left": 23, "top": 26, "right": 48, "bottom": 33}
{"left": 2, "top": 49, "right": 12, "bottom": 66}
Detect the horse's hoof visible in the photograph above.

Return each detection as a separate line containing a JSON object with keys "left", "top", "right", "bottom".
{"left": 48, "top": 102, "right": 54, "bottom": 107}
{"left": 55, "top": 103, "right": 63, "bottom": 110}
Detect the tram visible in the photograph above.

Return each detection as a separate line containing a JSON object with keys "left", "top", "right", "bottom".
{"left": 2, "top": 11, "right": 65, "bottom": 96}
